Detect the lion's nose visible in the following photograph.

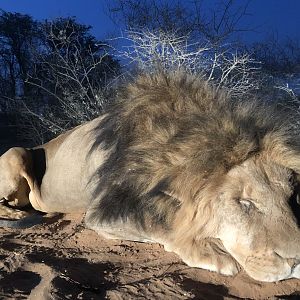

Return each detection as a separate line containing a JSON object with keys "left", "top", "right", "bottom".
{"left": 287, "top": 258, "right": 299, "bottom": 268}
{"left": 287, "top": 259, "right": 300, "bottom": 278}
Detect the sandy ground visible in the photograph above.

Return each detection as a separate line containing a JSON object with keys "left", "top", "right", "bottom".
{"left": 0, "top": 213, "right": 298, "bottom": 299}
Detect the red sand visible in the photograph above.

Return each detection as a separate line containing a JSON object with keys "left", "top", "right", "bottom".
{"left": 0, "top": 213, "right": 299, "bottom": 299}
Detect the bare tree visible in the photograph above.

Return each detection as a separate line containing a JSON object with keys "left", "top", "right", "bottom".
{"left": 0, "top": 11, "right": 41, "bottom": 105}
{"left": 0, "top": 18, "right": 120, "bottom": 146}
{"left": 22, "top": 17, "right": 120, "bottom": 141}
{"left": 250, "top": 34, "right": 300, "bottom": 75}
{"left": 108, "top": 0, "right": 253, "bottom": 45}
{"left": 119, "top": 29, "right": 261, "bottom": 97}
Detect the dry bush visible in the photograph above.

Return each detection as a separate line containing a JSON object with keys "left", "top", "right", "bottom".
{"left": 21, "top": 18, "right": 120, "bottom": 143}
{"left": 118, "top": 29, "right": 261, "bottom": 97}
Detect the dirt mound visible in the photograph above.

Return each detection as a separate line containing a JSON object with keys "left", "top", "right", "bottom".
{"left": 0, "top": 213, "right": 299, "bottom": 299}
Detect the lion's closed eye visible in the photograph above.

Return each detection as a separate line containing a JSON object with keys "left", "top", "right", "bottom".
{"left": 238, "top": 198, "right": 256, "bottom": 214}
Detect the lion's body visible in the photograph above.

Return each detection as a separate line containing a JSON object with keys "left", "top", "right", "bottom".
{"left": 33, "top": 118, "right": 103, "bottom": 213}
{"left": 1, "top": 71, "right": 300, "bottom": 282}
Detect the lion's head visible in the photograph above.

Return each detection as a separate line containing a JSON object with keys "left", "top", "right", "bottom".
{"left": 213, "top": 156, "right": 300, "bottom": 281}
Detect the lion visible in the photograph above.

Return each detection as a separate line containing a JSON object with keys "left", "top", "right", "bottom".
{"left": 1, "top": 71, "right": 300, "bottom": 282}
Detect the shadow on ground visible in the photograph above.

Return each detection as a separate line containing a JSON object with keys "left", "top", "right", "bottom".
{"left": 0, "top": 240, "right": 120, "bottom": 300}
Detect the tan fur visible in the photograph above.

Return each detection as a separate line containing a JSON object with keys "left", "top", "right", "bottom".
{"left": 1, "top": 71, "right": 300, "bottom": 282}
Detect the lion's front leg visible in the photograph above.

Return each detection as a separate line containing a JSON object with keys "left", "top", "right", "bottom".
{"left": 168, "top": 237, "right": 240, "bottom": 276}
{"left": 85, "top": 207, "right": 155, "bottom": 243}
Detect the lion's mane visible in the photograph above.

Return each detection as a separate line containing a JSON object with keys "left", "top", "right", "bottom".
{"left": 88, "top": 71, "right": 300, "bottom": 238}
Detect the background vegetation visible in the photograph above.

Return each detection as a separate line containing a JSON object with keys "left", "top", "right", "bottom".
{"left": 0, "top": 1, "right": 299, "bottom": 147}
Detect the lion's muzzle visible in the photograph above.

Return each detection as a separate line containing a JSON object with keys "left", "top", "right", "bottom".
{"left": 244, "top": 252, "right": 300, "bottom": 282}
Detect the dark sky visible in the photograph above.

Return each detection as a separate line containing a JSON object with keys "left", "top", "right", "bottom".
{"left": 0, "top": 0, "right": 299, "bottom": 43}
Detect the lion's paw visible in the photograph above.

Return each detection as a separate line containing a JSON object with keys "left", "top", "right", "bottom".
{"left": 0, "top": 204, "right": 29, "bottom": 220}
{"left": 184, "top": 254, "right": 239, "bottom": 276}
{"left": 218, "top": 256, "right": 240, "bottom": 276}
